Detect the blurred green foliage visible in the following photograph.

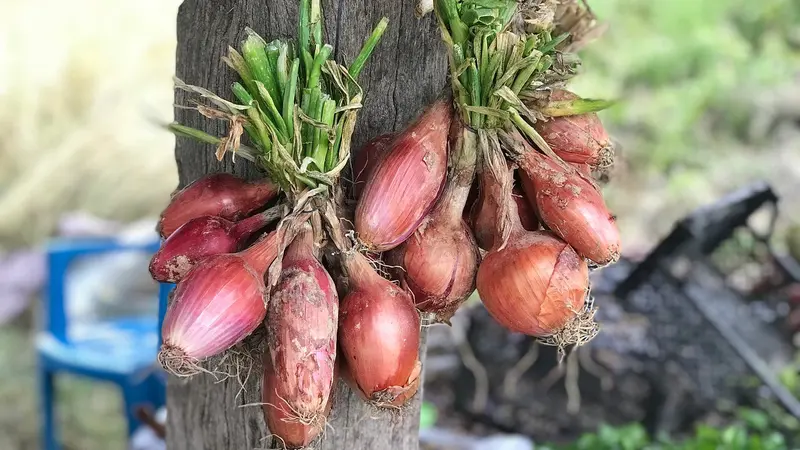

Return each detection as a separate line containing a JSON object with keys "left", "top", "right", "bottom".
{"left": 571, "top": 0, "right": 800, "bottom": 174}
{"left": 541, "top": 408, "right": 789, "bottom": 450}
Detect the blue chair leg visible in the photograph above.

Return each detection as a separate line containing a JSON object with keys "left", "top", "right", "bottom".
{"left": 122, "top": 380, "right": 155, "bottom": 437}
{"left": 40, "top": 368, "right": 59, "bottom": 450}
{"left": 147, "top": 372, "right": 167, "bottom": 410}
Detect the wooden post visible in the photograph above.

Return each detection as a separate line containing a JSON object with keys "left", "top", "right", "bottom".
{"left": 167, "top": 1, "right": 446, "bottom": 448}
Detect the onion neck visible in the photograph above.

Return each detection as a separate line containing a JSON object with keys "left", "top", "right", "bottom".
{"left": 240, "top": 230, "right": 281, "bottom": 274}
{"left": 343, "top": 252, "right": 379, "bottom": 291}
{"left": 245, "top": 178, "right": 280, "bottom": 200}
{"left": 229, "top": 205, "right": 283, "bottom": 240}
{"left": 432, "top": 126, "right": 478, "bottom": 225}
{"left": 284, "top": 224, "right": 318, "bottom": 264}
{"left": 482, "top": 162, "right": 523, "bottom": 251}
{"left": 505, "top": 190, "right": 525, "bottom": 239}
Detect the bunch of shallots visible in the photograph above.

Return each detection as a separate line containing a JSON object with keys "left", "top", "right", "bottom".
{"left": 152, "top": 0, "right": 620, "bottom": 448}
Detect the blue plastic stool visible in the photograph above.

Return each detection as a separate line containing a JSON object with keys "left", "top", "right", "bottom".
{"left": 37, "top": 238, "right": 171, "bottom": 450}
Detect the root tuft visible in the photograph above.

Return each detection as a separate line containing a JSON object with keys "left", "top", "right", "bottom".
{"left": 537, "top": 291, "right": 599, "bottom": 358}
{"left": 157, "top": 344, "right": 203, "bottom": 377}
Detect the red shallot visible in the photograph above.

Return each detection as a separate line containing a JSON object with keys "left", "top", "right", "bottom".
{"left": 355, "top": 99, "right": 452, "bottom": 251}
{"left": 158, "top": 173, "right": 279, "bottom": 238}
{"left": 265, "top": 225, "right": 338, "bottom": 439}
{"left": 339, "top": 251, "right": 421, "bottom": 407}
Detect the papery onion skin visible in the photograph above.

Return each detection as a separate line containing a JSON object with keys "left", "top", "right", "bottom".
{"left": 477, "top": 230, "right": 589, "bottom": 336}
{"left": 355, "top": 99, "right": 452, "bottom": 251}
{"left": 150, "top": 216, "right": 241, "bottom": 284}
{"left": 572, "top": 163, "right": 594, "bottom": 179}
{"left": 261, "top": 358, "right": 335, "bottom": 449}
{"left": 462, "top": 181, "right": 479, "bottom": 224}
{"left": 158, "top": 173, "right": 279, "bottom": 238}
{"left": 390, "top": 218, "right": 479, "bottom": 322}
{"left": 159, "top": 254, "right": 267, "bottom": 361}
{"left": 351, "top": 133, "right": 395, "bottom": 199}
{"left": 471, "top": 168, "right": 503, "bottom": 251}
{"left": 238, "top": 229, "right": 282, "bottom": 275}
{"left": 265, "top": 227, "right": 338, "bottom": 433}
{"left": 339, "top": 252, "right": 421, "bottom": 407}
{"left": 521, "top": 150, "right": 621, "bottom": 265}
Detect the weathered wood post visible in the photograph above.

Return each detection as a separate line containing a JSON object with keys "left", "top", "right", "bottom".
{"left": 167, "top": 1, "right": 446, "bottom": 448}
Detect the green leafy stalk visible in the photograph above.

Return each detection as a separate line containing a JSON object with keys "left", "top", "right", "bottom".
{"left": 349, "top": 17, "right": 389, "bottom": 80}
{"left": 255, "top": 81, "right": 288, "bottom": 142}
{"left": 168, "top": 123, "right": 224, "bottom": 146}
{"left": 298, "top": 0, "right": 314, "bottom": 75}
{"left": 308, "top": 44, "right": 332, "bottom": 89}
{"left": 265, "top": 40, "right": 283, "bottom": 100}
{"left": 309, "top": 93, "right": 326, "bottom": 168}
{"left": 231, "top": 81, "right": 254, "bottom": 105}
{"left": 436, "top": 0, "right": 469, "bottom": 45}
{"left": 481, "top": 51, "right": 503, "bottom": 104}
{"left": 230, "top": 83, "right": 263, "bottom": 145}
{"left": 320, "top": 100, "right": 337, "bottom": 170}
{"left": 242, "top": 31, "right": 281, "bottom": 106}
{"left": 282, "top": 59, "right": 300, "bottom": 137}
{"left": 167, "top": 123, "right": 259, "bottom": 162}
{"left": 245, "top": 105, "right": 273, "bottom": 155}
{"left": 169, "top": 2, "right": 385, "bottom": 193}
{"left": 224, "top": 48, "right": 259, "bottom": 98}
{"left": 508, "top": 108, "right": 555, "bottom": 160}
{"left": 510, "top": 58, "right": 539, "bottom": 95}
{"left": 298, "top": 0, "right": 310, "bottom": 54}
{"left": 539, "top": 98, "right": 617, "bottom": 117}
{"left": 331, "top": 119, "right": 345, "bottom": 167}
{"left": 539, "top": 32, "right": 570, "bottom": 55}
{"left": 302, "top": 88, "right": 320, "bottom": 152}
{"left": 310, "top": 0, "right": 323, "bottom": 47}
{"left": 276, "top": 42, "right": 290, "bottom": 94}
{"left": 469, "top": 63, "right": 482, "bottom": 127}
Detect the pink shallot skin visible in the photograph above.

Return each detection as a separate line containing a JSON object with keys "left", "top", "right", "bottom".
{"left": 354, "top": 99, "right": 452, "bottom": 251}
{"left": 158, "top": 173, "right": 279, "bottom": 238}
{"left": 161, "top": 254, "right": 267, "bottom": 359}
{"left": 339, "top": 252, "right": 421, "bottom": 407}
{"left": 520, "top": 150, "right": 620, "bottom": 265}
{"left": 266, "top": 229, "right": 338, "bottom": 429}
{"left": 351, "top": 133, "right": 395, "bottom": 199}
{"left": 149, "top": 211, "right": 273, "bottom": 283}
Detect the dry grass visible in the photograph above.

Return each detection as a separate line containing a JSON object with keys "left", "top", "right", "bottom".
{"left": 0, "top": 0, "right": 182, "bottom": 249}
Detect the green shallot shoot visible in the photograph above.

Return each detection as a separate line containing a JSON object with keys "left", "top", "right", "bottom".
{"left": 169, "top": 0, "right": 388, "bottom": 194}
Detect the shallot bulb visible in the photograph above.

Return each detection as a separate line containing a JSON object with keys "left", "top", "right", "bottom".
{"left": 157, "top": 231, "right": 280, "bottom": 376}
{"left": 264, "top": 226, "right": 337, "bottom": 441}
{"left": 355, "top": 99, "right": 452, "bottom": 251}
{"left": 339, "top": 252, "right": 421, "bottom": 407}
{"left": 158, "top": 173, "right": 279, "bottom": 238}
{"left": 533, "top": 89, "right": 613, "bottom": 169}
{"left": 351, "top": 133, "right": 395, "bottom": 199}
{"left": 149, "top": 206, "right": 282, "bottom": 283}
{"left": 476, "top": 177, "right": 590, "bottom": 337}
{"left": 477, "top": 229, "right": 589, "bottom": 336}
{"left": 503, "top": 129, "right": 621, "bottom": 265}
{"left": 388, "top": 123, "right": 480, "bottom": 322}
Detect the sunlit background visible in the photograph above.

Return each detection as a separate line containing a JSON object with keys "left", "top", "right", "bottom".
{"left": 1, "top": 0, "right": 799, "bottom": 449}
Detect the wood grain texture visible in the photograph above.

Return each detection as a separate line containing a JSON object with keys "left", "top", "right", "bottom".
{"left": 169, "top": 1, "right": 446, "bottom": 448}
